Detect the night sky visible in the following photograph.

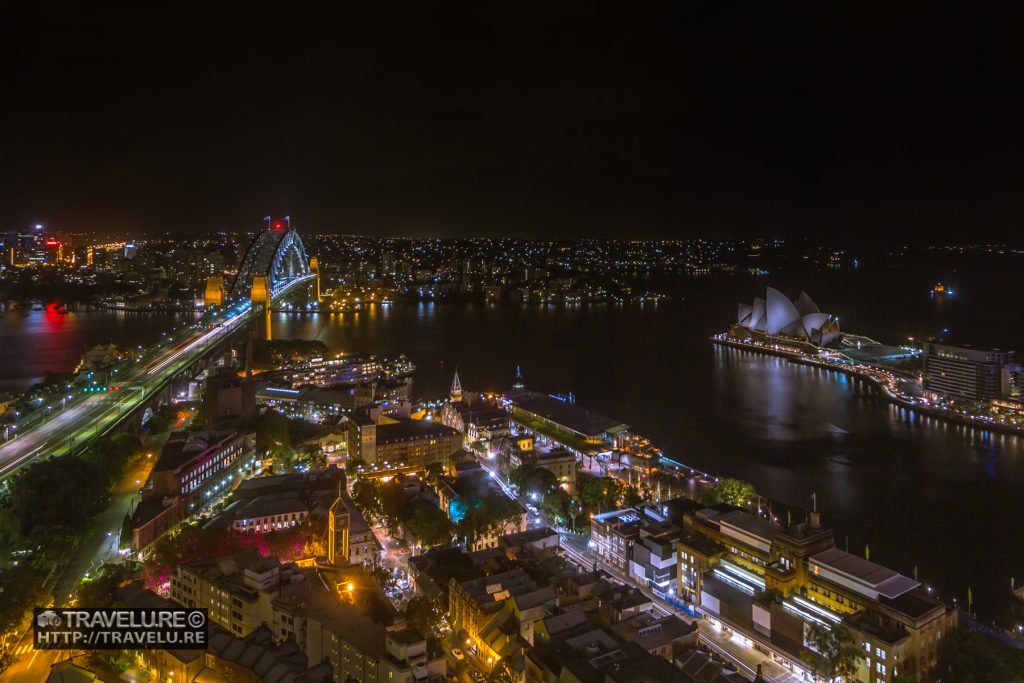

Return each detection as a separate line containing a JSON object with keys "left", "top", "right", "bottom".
{"left": 2, "top": 4, "right": 1019, "bottom": 242}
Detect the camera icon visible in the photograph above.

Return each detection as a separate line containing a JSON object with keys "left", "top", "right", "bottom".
{"left": 37, "top": 610, "right": 61, "bottom": 627}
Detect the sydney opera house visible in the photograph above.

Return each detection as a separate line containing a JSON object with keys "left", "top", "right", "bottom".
{"left": 734, "top": 287, "right": 841, "bottom": 346}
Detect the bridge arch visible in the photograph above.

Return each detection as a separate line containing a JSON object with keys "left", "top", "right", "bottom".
{"left": 231, "top": 226, "right": 312, "bottom": 299}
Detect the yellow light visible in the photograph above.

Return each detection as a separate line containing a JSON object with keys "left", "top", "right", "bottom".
{"left": 346, "top": 582, "right": 354, "bottom": 592}
{"left": 465, "top": 638, "right": 471, "bottom": 646}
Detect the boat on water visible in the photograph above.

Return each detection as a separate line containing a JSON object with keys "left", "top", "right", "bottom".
{"left": 931, "top": 282, "right": 954, "bottom": 296}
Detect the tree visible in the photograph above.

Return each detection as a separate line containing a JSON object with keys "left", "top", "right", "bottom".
{"left": 423, "top": 462, "right": 445, "bottom": 486}
{"left": 511, "top": 465, "right": 558, "bottom": 500}
{"left": 379, "top": 478, "right": 408, "bottom": 535}
{"left": 346, "top": 457, "right": 367, "bottom": 478}
{"left": 458, "top": 494, "right": 523, "bottom": 547}
{"left": 405, "top": 505, "right": 452, "bottom": 548}
{"left": 539, "top": 488, "right": 574, "bottom": 527}
{"left": 801, "top": 624, "right": 860, "bottom": 683}
{"left": 0, "top": 565, "right": 46, "bottom": 669}
{"left": 577, "top": 473, "right": 624, "bottom": 514}
{"left": 255, "top": 409, "right": 291, "bottom": 454}
{"left": 81, "top": 433, "right": 144, "bottom": 485}
{"left": 934, "top": 628, "right": 1024, "bottom": 682}
{"left": 351, "top": 478, "right": 383, "bottom": 524}
{"left": 486, "top": 659, "right": 519, "bottom": 683}
{"left": 404, "top": 595, "right": 441, "bottom": 638}
{"left": 76, "top": 564, "right": 130, "bottom": 608}
{"left": 373, "top": 566, "right": 398, "bottom": 593}
{"left": 623, "top": 485, "right": 643, "bottom": 507}
{"left": 699, "top": 478, "right": 756, "bottom": 508}
{"left": 9, "top": 455, "right": 108, "bottom": 540}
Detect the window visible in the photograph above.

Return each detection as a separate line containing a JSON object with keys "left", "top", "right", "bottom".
{"left": 876, "top": 647, "right": 886, "bottom": 660}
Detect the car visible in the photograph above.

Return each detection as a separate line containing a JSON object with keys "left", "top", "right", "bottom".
{"left": 451, "top": 648, "right": 465, "bottom": 661}
{"left": 469, "top": 671, "right": 485, "bottom": 682}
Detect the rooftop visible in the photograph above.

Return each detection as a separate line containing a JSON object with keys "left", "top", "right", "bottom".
{"left": 376, "top": 418, "right": 459, "bottom": 443}
{"left": 810, "top": 547, "right": 919, "bottom": 600}
{"left": 505, "top": 390, "right": 628, "bottom": 437}
{"left": 715, "top": 510, "right": 781, "bottom": 545}
{"left": 154, "top": 429, "right": 239, "bottom": 473}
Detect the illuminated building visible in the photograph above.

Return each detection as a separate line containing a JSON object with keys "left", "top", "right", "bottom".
{"left": 733, "top": 287, "right": 841, "bottom": 345}
{"left": 346, "top": 409, "right": 462, "bottom": 470}
{"left": 677, "top": 507, "right": 956, "bottom": 682}
{"left": 129, "top": 430, "right": 254, "bottom": 556}
{"left": 448, "top": 569, "right": 555, "bottom": 667}
{"left": 504, "top": 389, "right": 629, "bottom": 456}
{"left": 169, "top": 550, "right": 306, "bottom": 637}
{"left": 923, "top": 342, "right": 1015, "bottom": 402}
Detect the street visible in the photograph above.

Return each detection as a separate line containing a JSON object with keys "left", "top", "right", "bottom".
{"left": 476, "top": 453, "right": 807, "bottom": 683}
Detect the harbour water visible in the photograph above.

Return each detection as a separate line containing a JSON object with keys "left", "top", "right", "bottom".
{"left": 3, "top": 252, "right": 1024, "bottom": 627}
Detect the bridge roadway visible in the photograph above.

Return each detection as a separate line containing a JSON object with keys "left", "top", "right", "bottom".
{"left": 0, "top": 275, "right": 315, "bottom": 480}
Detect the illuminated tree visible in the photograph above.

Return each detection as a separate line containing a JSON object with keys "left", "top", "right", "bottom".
{"left": 699, "top": 478, "right": 756, "bottom": 508}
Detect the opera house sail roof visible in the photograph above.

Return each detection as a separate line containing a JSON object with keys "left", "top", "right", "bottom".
{"left": 736, "top": 287, "right": 840, "bottom": 345}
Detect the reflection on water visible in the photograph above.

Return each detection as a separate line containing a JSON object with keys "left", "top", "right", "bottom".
{"left": 5, "top": 292, "right": 1024, "bottom": 625}
{"left": 0, "top": 304, "right": 189, "bottom": 391}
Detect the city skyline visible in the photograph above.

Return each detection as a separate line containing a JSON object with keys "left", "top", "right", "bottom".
{"left": 4, "top": 5, "right": 1019, "bottom": 244}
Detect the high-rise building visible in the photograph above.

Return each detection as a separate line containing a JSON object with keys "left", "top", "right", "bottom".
{"left": 923, "top": 343, "right": 1015, "bottom": 401}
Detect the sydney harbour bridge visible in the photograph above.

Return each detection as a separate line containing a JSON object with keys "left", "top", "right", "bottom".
{"left": 0, "top": 218, "right": 321, "bottom": 479}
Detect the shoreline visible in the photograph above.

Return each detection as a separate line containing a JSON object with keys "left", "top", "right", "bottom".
{"left": 712, "top": 336, "right": 1024, "bottom": 438}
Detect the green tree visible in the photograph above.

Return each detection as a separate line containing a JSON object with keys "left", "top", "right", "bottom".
{"left": 76, "top": 564, "right": 130, "bottom": 608}
{"left": 934, "top": 628, "right": 1024, "bottom": 682}
{"left": 423, "top": 462, "right": 444, "bottom": 485}
{"left": 0, "top": 565, "right": 46, "bottom": 669}
{"left": 800, "top": 624, "right": 860, "bottom": 683}
{"left": 405, "top": 505, "right": 452, "bottom": 548}
{"left": 539, "top": 488, "right": 574, "bottom": 527}
{"left": 351, "top": 478, "right": 383, "bottom": 524}
{"left": 486, "top": 658, "right": 519, "bottom": 683}
{"left": 577, "top": 473, "right": 624, "bottom": 514}
{"left": 510, "top": 465, "right": 558, "bottom": 500}
{"left": 623, "top": 485, "right": 643, "bottom": 507}
{"left": 404, "top": 595, "right": 442, "bottom": 638}
{"left": 379, "top": 478, "right": 408, "bottom": 535}
{"left": 458, "top": 494, "right": 522, "bottom": 548}
{"left": 255, "top": 409, "right": 292, "bottom": 454}
{"left": 346, "top": 457, "right": 367, "bottom": 478}
{"left": 699, "top": 478, "right": 756, "bottom": 508}
{"left": 9, "top": 455, "right": 108, "bottom": 540}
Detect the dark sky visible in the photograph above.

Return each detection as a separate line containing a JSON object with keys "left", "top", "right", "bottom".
{"left": 1, "top": 3, "right": 1020, "bottom": 242}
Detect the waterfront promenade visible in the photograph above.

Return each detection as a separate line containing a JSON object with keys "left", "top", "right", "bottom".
{"left": 712, "top": 334, "right": 1024, "bottom": 437}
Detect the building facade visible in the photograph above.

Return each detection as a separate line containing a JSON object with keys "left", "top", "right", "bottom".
{"left": 923, "top": 342, "right": 1015, "bottom": 401}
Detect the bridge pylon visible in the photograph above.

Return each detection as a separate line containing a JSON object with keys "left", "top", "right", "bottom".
{"left": 309, "top": 257, "right": 322, "bottom": 303}
{"left": 250, "top": 274, "right": 272, "bottom": 341}
{"left": 204, "top": 276, "right": 225, "bottom": 307}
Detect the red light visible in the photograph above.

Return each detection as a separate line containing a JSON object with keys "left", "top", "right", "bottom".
{"left": 273, "top": 222, "right": 283, "bottom": 230}
{"left": 45, "top": 239, "right": 60, "bottom": 247}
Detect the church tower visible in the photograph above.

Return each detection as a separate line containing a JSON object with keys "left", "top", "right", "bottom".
{"left": 450, "top": 369, "right": 463, "bottom": 403}
{"left": 513, "top": 365, "right": 525, "bottom": 390}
